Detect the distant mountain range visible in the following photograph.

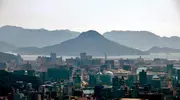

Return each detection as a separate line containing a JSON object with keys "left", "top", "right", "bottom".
{"left": 0, "top": 25, "right": 80, "bottom": 47}
{"left": 2, "top": 26, "right": 180, "bottom": 55}
{"left": 0, "top": 41, "right": 17, "bottom": 52}
{"left": 14, "top": 30, "right": 147, "bottom": 56}
{"left": 147, "top": 46, "right": 180, "bottom": 53}
{"left": 103, "top": 31, "right": 180, "bottom": 50}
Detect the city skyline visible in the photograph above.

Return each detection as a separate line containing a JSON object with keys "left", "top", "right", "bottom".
{"left": 0, "top": 0, "right": 180, "bottom": 37}
{"left": 1, "top": 0, "right": 180, "bottom": 99}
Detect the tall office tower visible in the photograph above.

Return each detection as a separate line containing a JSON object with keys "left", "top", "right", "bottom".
{"left": 80, "top": 52, "right": 87, "bottom": 60}
{"left": 177, "top": 69, "right": 180, "bottom": 83}
{"left": 50, "top": 52, "right": 57, "bottom": 64}
{"left": 139, "top": 70, "right": 147, "bottom": 87}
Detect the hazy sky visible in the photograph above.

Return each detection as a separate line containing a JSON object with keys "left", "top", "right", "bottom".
{"left": 0, "top": 0, "right": 180, "bottom": 37}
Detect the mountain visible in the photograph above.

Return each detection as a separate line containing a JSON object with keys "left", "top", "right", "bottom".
{"left": 0, "top": 25, "right": 80, "bottom": 47}
{"left": 103, "top": 31, "right": 180, "bottom": 50}
{"left": 147, "top": 46, "right": 180, "bottom": 53}
{"left": 0, "top": 41, "right": 17, "bottom": 52}
{"left": 0, "top": 52, "right": 22, "bottom": 63}
{"left": 14, "top": 30, "right": 147, "bottom": 56}
{"left": 3, "top": 25, "right": 180, "bottom": 51}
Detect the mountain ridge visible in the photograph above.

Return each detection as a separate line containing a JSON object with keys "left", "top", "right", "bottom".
{"left": 0, "top": 41, "right": 17, "bottom": 52}
{"left": 14, "top": 30, "right": 147, "bottom": 56}
{"left": 147, "top": 46, "right": 180, "bottom": 53}
{"left": 1, "top": 25, "right": 180, "bottom": 51}
{"left": 0, "top": 25, "right": 80, "bottom": 47}
{"left": 103, "top": 31, "right": 180, "bottom": 50}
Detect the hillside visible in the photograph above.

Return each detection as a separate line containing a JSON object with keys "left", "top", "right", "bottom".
{"left": 2, "top": 26, "right": 180, "bottom": 51}
{"left": 14, "top": 30, "right": 147, "bottom": 56}
{"left": 147, "top": 46, "right": 180, "bottom": 53}
{"left": 0, "top": 52, "right": 22, "bottom": 63}
{"left": 0, "top": 25, "right": 80, "bottom": 47}
{"left": 0, "top": 41, "right": 17, "bottom": 52}
{"left": 103, "top": 31, "right": 180, "bottom": 50}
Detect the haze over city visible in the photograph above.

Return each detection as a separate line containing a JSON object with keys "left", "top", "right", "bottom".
{"left": 0, "top": 0, "right": 180, "bottom": 37}
{"left": 1, "top": 0, "right": 180, "bottom": 100}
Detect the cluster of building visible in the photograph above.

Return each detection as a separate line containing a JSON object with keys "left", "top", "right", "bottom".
{"left": 1, "top": 52, "right": 180, "bottom": 99}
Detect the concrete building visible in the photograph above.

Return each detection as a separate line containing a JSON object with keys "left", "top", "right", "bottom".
{"left": 139, "top": 70, "right": 147, "bottom": 87}
{"left": 50, "top": 53, "right": 57, "bottom": 64}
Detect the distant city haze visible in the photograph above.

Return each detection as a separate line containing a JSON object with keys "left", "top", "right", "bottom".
{"left": 0, "top": 0, "right": 180, "bottom": 37}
